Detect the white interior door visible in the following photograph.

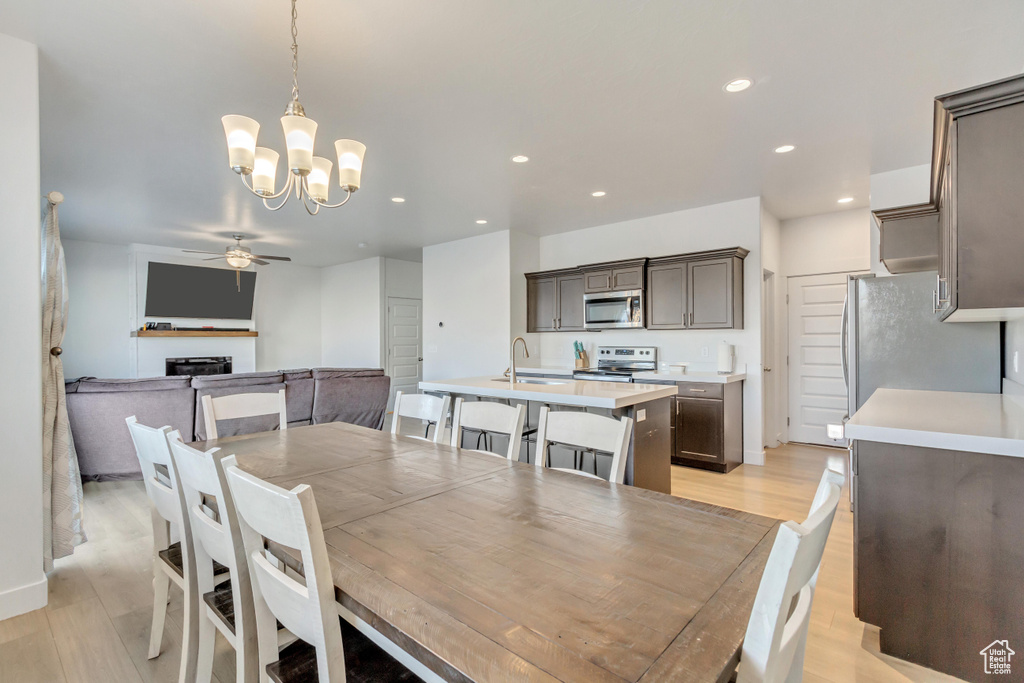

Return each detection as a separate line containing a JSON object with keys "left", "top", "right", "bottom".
{"left": 787, "top": 273, "right": 849, "bottom": 446}
{"left": 386, "top": 297, "right": 422, "bottom": 410}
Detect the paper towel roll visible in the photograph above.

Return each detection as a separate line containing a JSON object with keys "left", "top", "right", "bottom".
{"left": 717, "top": 342, "right": 734, "bottom": 374}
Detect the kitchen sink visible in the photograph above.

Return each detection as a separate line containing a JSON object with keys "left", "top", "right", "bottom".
{"left": 491, "top": 378, "right": 568, "bottom": 385}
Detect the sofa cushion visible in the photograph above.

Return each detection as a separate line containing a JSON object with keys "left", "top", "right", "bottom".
{"left": 195, "top": 383, "right": 288, "bottom": 441}
{"left": 312, "top": 369, "right": 390, "bottom": 429}
{"left": 77, "top": 376, "right": 193, "bottom": 393}
{"left": 68, "top": 387, "right": 195, "bottom": 481}
{"left": 190, "top": 371, "right": 284, "bottom": 389}
{"left": 281, "top": 370, "right": 314, "bottom": 424}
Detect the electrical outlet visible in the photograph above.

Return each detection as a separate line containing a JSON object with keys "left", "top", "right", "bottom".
{"left": 701, "top": 346, "right": 709, "bottom": 357}
{"left": 636, "top": 408, "right": 646, "bottom": 422}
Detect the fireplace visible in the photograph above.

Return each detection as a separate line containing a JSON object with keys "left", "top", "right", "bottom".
{"left": 165, "top": 356, "right": 232, "bottom": 376}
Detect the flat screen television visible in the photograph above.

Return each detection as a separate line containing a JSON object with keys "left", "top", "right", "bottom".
{"left": 144, "top": 262, "right": 257, "bottom": 320}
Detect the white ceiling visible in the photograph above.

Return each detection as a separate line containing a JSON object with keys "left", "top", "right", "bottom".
{"left": 4, "top": 0, "right": 1024, "bottom": 266}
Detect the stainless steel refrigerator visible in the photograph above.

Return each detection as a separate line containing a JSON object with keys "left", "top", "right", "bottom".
{"left": 844, "top": 271, "right": 1001, "bottom": 418}
{"left": 840, "top": 271, "right": 1001, "bottom": 514}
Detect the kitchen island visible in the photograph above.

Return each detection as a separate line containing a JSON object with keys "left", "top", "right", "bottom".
{"left": 419, "top": 376, "right": 677, "bottom": 492}
{"left": 845, "top": 387, "right": 1024, "bottom": 682}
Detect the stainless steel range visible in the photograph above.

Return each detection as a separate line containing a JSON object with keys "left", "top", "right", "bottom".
{"left": 573, "top": 346, "right": 657, "bottom": 383}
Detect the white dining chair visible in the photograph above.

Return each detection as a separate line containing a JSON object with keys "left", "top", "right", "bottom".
{"left": 126, "top": 416, "right": 226, "bottom": 683}
{"left": 450, "top": 398, "right": 527, "bottom": 461}
{"left": 224, "top": 465, "right": 417, "bottom": 683}
{"left": 391, "top": 390, "right": 450, "bottom": 444}
{"left": 534, "top": 407, "right": 633, "bottom": 484}
{"left": 202, "top": 389, "right": 288, "bottom": 441}
{"left": 736, "top": 467, "right": 845, "bottom": 683}
{"left": 167, "top": 433, "right": 297, "bottom": 683}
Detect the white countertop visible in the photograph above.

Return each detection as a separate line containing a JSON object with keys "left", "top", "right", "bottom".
{"left": 515, "top": 365, "right": 746, "bottom": 384}
{"left": 514, "top": 365, "right": 577, "bottom": 378}
{"left": 845, "top": 388, "right": 1024, "bottom": 458}
{"left": 633, "top": 371, "right": 746, "bottom": 384}
{"left": 419, "top": 376, "right": 678, "bottom": 409}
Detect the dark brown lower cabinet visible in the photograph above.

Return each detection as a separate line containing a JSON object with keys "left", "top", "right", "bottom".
{"left": 854, "top": 440, "right": 1024, "bottom": 682}
{"left": 671, "top": 381, "right": 743, "bottom": 473}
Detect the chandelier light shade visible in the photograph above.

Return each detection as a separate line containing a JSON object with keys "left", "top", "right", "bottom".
{"left": 308, "top": 157, "right": 333, "bottom": 202}
{"left": 252, "top": 147, "right": 280, "bottom": 196}
{"left": 222, "top": 115, "right": 260, "bottom": 174}
{"left": 335, "top": 139, "right": 367, "bottom": 191}
{"left": 220, "top": 0, "right": 365, "bottom": 215}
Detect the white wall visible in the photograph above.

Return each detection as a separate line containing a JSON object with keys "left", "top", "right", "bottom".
{"left": 423, "top": 231, "right": 512, "bottom": 380}
{"left": 0, "top": 32, "right": 46, "bottom": 620}
{"left": 62, "top": 240, "right": 131, "bottom": 379}
{"left": 321, "top": 257, "right": 384, "bottom": 367}
{"left": 536, "top": 197, "right": 765, "bottom": 464}
{"left": 869, "top": 164, "right": 931, "bottom": 276}
{"left": 253, "top": 262, "right": 322, "bottom": 371}
{"left": 780, "top": 209, "right": 871, "bottom": 277}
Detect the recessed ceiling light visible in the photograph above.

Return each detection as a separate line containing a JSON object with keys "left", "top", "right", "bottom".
{"left": 591, "top": 191, "right": 607, "bottom": 197}
{"left": 838, "top": 197, "right": 854, "bottom": 204}
{"left": 357, "top": 242, "right": 368, "bottom": 248}
{"left": 476, "top": 219, "right": 488, "bottom": 225}
{"left": 511, "top": 155, "right": 529, "bottom": 163}
{"left": 774, "top": 145, "right": 795, "bottom": 154}
{"left": 724, "top": 78, "right": 752, "bottom": 93}
{"left": 391, "top": 197, "right": 405, "bottom": 203}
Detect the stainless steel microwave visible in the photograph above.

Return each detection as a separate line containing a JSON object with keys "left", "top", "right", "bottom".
{"left": 584, "top": 289, "right": 644, "bottom": 329}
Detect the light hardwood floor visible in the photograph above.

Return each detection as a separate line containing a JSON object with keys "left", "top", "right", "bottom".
{"left": 0, "top": 442, "right": 963, "bottom": 683}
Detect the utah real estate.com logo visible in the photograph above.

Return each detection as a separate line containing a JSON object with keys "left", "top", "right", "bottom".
{"left": 980, "top": 640, "right": 1015, "bottom": 675}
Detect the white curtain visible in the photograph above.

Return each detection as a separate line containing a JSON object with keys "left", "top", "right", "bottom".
{"left": 41, "top": 191, "right": 85, "bottom": 571}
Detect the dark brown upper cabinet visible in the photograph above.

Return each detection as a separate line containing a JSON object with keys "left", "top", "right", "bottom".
{"left": 646, "top": 248, "right": 747, "bottom": 330}
{"left": 526, "top": 269, "right": 585, "bottom": 333}
{"left": 874, "top": 75, "right": 1024, "bottom": 322}
{"left": 874, "top": 204, "right": 940, "bottom": 274}
{"left": 581, "top": 259, "right": 647, "bottom": 294}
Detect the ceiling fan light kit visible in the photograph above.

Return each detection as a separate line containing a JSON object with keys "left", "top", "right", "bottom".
{"left": 183, "top": 234, "right": 293, "bottom": 288}
{"left": 221, "top": 0, "right": 365, "bottom": 215}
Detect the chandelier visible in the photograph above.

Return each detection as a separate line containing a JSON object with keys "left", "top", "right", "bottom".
{"left": 220, "top": 0, "right": 366, "bottom": 215}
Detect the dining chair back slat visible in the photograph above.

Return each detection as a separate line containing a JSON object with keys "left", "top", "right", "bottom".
{"left": 535, "top": 407, "right": 633, "bottom": 484}
{"left": 391, "top": 391, "right": 450, "bottom": 443}
{"left": 738, "top": 467, "right": 844, "bottom": 683}
{"left": 226, "top": 465, "right": 345, "bottom": 682}
{"left": 450, "top": 398, "right": 527, "bottom": 461}
{"left": 202, "top": 389, "right": 288, "bottom": 441}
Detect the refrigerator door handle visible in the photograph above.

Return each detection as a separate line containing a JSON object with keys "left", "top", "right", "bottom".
{"left": 840, "top": 291, "right": 850, "bottom": 390}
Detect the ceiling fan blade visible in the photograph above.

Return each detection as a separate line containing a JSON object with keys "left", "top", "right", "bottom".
{"left": 183, "top": 250, "right": 225, "bottom": 255}
{"left": 202, "top": 257, "right": 225, "bottom": 261}
{"left": 251, "top": 258, "right": 269, "bottom": 266}
{"left": 251, "top": 254, "right": 292, "bottom": 261}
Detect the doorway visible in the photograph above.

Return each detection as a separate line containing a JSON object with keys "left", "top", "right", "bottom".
{"left": 386, "top": 297, "right": 423, "bottom": 411}
{"left": 761, "top": 270, "right": 778, "bottom": 449}
{"left": 786, "top": 273, "right": 850, "bottom": 446}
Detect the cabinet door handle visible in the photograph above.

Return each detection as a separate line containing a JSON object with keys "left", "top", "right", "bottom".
{"left": 689, "top": 388, "right": 706, "bottom": 393}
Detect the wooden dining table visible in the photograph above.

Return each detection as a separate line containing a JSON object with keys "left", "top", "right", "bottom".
{"left": 202, "top": 421, "right": 780, "bottom": 683}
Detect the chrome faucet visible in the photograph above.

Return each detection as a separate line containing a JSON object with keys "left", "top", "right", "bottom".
{"left": 509, "top": 336, "right": 530, "bottom": 383}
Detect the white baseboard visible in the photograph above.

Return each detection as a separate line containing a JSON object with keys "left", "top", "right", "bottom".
{"left": 0, "top": 575, "right": 47, "bottom": 621}
{"left": 744, "top": 449, "right": 766, "bottom": 466}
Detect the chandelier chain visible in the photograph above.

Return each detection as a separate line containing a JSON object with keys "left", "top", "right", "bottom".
{"left": 290, "top": 0, "right": 300, "bottom": 103}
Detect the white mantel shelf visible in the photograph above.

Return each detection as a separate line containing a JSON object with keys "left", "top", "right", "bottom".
{"left": 419, "top": 376, "right": 677, "bottom": 409}
{"left": 131, "top": 330, "right": 258, "bottom": 338}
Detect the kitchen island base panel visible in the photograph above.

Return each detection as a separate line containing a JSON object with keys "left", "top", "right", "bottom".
{"left": 854, "top": 440, "right": 1024, "bottom": 683}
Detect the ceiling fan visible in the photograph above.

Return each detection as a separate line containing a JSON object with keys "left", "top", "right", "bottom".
{"left": 183, "top": 234, "right": 291, "bottom": 290}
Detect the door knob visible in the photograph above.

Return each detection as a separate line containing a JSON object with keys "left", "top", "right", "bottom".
{"left": 764, "top": 367, "right": 772, "bottom": 372}
{"left": 418, "top": 357, "right": 423, "bottom": 362}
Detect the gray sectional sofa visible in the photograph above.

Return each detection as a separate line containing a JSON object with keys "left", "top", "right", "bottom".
{"left": 66, "top": 368, "right": 390, "bottom": 481}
